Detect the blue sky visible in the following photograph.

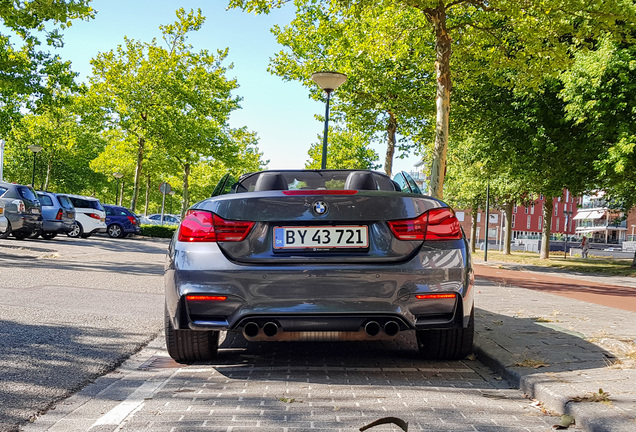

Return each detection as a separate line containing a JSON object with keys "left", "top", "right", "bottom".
{"left": 54, "top": 0, "right": 420, "bottom": 173}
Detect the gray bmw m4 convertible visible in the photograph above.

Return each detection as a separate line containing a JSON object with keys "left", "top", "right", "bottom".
{"left": 165, "top": 169, "right": 474, "bottom": 363}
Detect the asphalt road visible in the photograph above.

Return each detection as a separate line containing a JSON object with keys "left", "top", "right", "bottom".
{"left": 0, "top": 235, "right": 168, "bottom": 432}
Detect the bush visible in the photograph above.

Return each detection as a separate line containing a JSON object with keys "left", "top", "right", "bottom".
{"left": 140, "top": 224, "right": 177, "bottom": 238}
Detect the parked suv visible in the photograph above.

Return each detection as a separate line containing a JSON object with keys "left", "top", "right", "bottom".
{"left": 0, "top": 181, "right": 42, "bottom": 240}
{"left": 36, "top": 191, "right": 76, "bottom": 239}
{"left": 59, "top": 194, "right": 106, "bottom": 238}
{"left": 104, "top": 204, "right": 141, "bottom": 238}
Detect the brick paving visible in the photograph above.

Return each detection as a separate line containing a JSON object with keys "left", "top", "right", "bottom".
{"left": 24, "top": 331, "right": 576, "bottom": 432}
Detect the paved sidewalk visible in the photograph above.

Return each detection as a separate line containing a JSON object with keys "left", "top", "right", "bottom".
{"left": 473, "top": 261, "right": 636, "bottom": 432}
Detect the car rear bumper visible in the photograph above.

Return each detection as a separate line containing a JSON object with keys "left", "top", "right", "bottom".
{"left": 42, "top": 220, "right": 74, "bottom": 233}
{"left": 165, "top": 241, "right": 474, "bottom": 335}
{"left": 7, "top": 213, "right": 42, "bottom": 233}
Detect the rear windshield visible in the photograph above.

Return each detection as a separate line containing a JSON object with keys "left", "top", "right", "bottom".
{"left": 37, "top": 194, "right": 54, "bottom": 206}
{"left": 18, "top": 186, "right": 38, "bottom": 202}
{"left": 68, "top": 197, "right": 103, "bottom": 211}
{"left": 237, "top": 170, "right": 396, "bottom": 193}
{"left": 57, "top": 195, "right": 74, "bottom": 210}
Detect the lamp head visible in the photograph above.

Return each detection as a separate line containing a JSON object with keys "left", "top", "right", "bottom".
{"left": 28, "top": 145, "right": 43, "bottom": 153}
{"left": 311, "top": 72, "right": 347, "bottom": 93}
{"left": 113, "top": 172, "right": 124, "bottom": 179}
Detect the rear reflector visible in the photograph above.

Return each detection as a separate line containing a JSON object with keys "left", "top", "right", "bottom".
{"left": 178, "top": 210, "right": 254, "bottom": 242}
{"left": 387, "top": 208, "right": 461, "bottom": 241}
{"left": 415, "top": 293, "right": 458, "bottom": 300}
{"left": 282, "top": 190, "right": 358, "bottom": 196}
{"left": 186, "top": 295, "right": 227, "bottom": 301}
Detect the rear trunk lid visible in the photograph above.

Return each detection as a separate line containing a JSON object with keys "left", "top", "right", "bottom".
{"left": 194, "top": 191, "right": 443, "bottom": 264}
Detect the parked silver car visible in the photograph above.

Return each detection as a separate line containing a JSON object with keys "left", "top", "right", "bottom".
{"left": 0, "top": 181, "right": 42, "bottom": 240}
{"left": 36, "top": 191, "right": 76, "bottom": 239}
{"left": 165, "top": 170, "right": 474, "bottom": 363}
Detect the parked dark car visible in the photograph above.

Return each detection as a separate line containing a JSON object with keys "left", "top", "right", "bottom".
{"left": 36, "top": 191, "right": 76, "bottom": 239}
{"left": 165, "top": 169, "right": 474, "bottom": 364}
{"left": 0, "top": 181, "right": 42, "bottom": 240}
{"left": 104, "top": 204, "right": 141, "bottom": 238}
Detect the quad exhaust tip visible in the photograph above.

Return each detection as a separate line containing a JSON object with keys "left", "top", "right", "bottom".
{"left": 243, "top": 322, "right": 259, "bottom": 338}
{"left": 384, "top": 321, "right": 400, "bottom": 336}
{"left": 364, "top": 321, "right": 381, "bottom": 337}
{"left": 263, "top": 322, "right": 279, "bottom": 337}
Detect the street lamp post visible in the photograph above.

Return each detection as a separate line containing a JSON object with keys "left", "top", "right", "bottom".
{"left": 311, "top": 72, "right": 347, "bottom": 169}
{"left": 28, "top": 145, "right": 43, "bottom": 188}
{"left": 113, "top": 173, "right": 123, "bottom": 205}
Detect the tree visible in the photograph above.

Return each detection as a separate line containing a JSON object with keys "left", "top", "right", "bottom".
{"left": 87, "top": 9, "right": 241, "bottom": 212}
{"left": 561, "top": 36, "right": 636, "bottom": 266}
{"left": 305, "top": 127, "right": 379, "bottom": 170}
{"left": 269, "top": 3, "right": 434, "bottom": 176}
{"left": 1, "top": 1, "right": 93, "bottom": 135}
{"left": 229, "top": 0, "right": 635, "bottom": 199}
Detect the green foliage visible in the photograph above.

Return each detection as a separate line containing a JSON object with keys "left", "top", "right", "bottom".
{"left": 0, "top": 1, "right": 93, "bottom": 134}
{"left": 561, "top": 36, "right": 636, "bottom": 211}
{"left": 140, "top": 224, "right": 177, "bottom": 238}
{"left": 305, "top": 128, "right": 379, "bottom": 170}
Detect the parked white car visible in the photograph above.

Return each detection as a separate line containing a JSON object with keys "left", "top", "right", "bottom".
{"left": 58, "top": 194, "right": 107, "bottom": 238}
{"left": 140, "top": 213, "right": 181, "bottom": 226}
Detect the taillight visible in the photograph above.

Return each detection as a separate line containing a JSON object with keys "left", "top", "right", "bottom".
{"left": 12, "top": 199, "right": 25, "bottom": 213}
{"left": 178, "top": 210, "right": 254, "bottom": 242}
{"left": 87, "top": 213, "right": 101, "bottom": 220}
{"left": 55, "top": 209, "right": 63, "bottom": 220}
{"left": 388, "top": 208, "right": 461, "bottom": 241}
{"left": 282, "top": 190, "right": 358, "bottom": 196}
{"left": 415, "top": 293, "right": 457, "bottom": 300}
{"left": 186, "top": 295, "right": 227, "bottom": 301}
{"left": 127, "top": 216, "right": 137, "bottom": 225}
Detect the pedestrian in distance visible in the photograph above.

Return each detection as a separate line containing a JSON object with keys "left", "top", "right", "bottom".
{"left": 581, "top": 235, "right": 590, "bottom": 258}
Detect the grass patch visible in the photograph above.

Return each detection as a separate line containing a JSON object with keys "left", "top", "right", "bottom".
{"left": 473, "top": 250, "right": 636, "bottom": 277}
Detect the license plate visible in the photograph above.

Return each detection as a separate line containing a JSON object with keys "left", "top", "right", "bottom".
{"left": 274, "top": 226, "right": 368, "bottom": 249}
{"left": 31, "top": 208, "right": 40, "bottom": 214}
{"left": 100, "top": 217, "right": 105, "bottom": 222}
{"left": 67, "top": 212, "right": 74, "bottom": 218}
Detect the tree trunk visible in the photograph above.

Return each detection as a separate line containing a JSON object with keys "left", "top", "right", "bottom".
{"left": 130, "top": 136, "right": 145, "bottom": 212}
{"left": 504, "top": 201, "right": 513, "bottom": 255}
{"left": 426, "top": 4, "right": 451, "bottom": 200}
{"left": 631, "top": 250, "right": 636, "bottom": 268}
{"left": 384, "top": 111, "right": 397, "bottom": 177}
{"left": 43, "top": 153, "right": 52, "bottom": 191}
{"left": 181, "top": 163, "right": 190, "bottom": 218}
{"left": 540, "top": 196, "right": 553, "bottom": 259}
{"left": 144, "top": 176, "right": 150, "bottom": 216}
{"left": 470, "top": 208, "right": 478, "bottom": 253}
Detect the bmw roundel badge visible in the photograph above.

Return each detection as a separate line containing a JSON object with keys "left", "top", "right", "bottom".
{"left": 312, "top": 201, "right": 328, "bottom": 215}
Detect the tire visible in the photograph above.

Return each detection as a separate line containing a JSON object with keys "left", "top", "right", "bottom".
{"left": 107, "top": 223, "right": 124, "bottom": 238}
{"left": 67, "top": 222, "right": 83, "bottom": 238}
{"left": 40, "top": 232, "right": 57, "bottom": 240}
{"left": 416, "top": 308, "right": 474, "bottom": 360}
{"left": 13, "top": 231, "right": 31, "bottom": 240}
{"left": 165, "top": 306, "right": 219, "bottom": 364}
{"left": 0, "top": 222, "right": 11, "bottom": 239}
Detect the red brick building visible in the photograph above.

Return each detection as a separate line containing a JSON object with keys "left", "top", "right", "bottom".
{"left": 455, "top": 190, "right": 632, "bottom": 245}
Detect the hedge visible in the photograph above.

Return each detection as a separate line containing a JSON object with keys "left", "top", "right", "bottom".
{"left": 140, "top": 224, "right": 177, "bottom": 238}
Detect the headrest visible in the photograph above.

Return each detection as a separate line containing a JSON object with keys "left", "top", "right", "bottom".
{"left": 344, "top": 171, "right": 377, "bottom": 190}
{"left": 254, "top": 173, "right": 288, "bottom": 191}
